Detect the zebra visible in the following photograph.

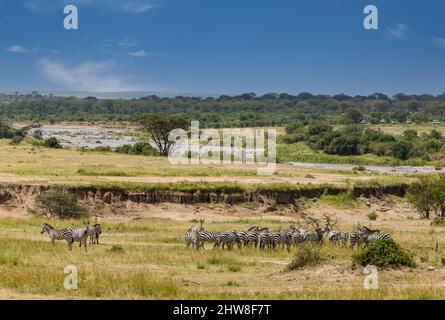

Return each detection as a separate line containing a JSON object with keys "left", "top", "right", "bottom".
{"left": 304, "top": 227, "right": 326, "bottom": 244}
{"left": 68, "top": 223, "right": 90, "bottom": 252}
{"left": 271, "top": 229, "right": 293, "bottom": 251}
{"left": 184, "top": 226, "right": 203, "bottom": 248}
{"left": 291, "top": 230, "right": 305, "bottom": 246}
{"left": 195, "top": 230, "right": 220, "bottom": 249}
{"left": 337, "top": 231, "right": 350, "bottom": 246}
{"left": 327, "top": 230, "right": 340, "bottom": 244}
{"left": 87, "top": 223, "right": 102, "bottom": 244}
{"left": 361, "top": 227, "right": 392, "bottom": 247}
{"left": 259, "top": 229, "right": 273, "bottom": 251}
{"left": 216, "top": 231, "right": 238, "bottom": 250}
{"left": 235, "top": 231, "right": 249, "bottom": 248}
{"left": 349, "top": 226, "right": 365, "bottom": 249}
{"left": 40, "top": 223, "right": 74, "bottom": 251}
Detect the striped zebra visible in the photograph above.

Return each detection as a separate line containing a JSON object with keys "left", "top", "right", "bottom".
{"left": 304, "top": 227, "right": 326, "bottom": 244}
{"left": 291, "top": 230, "right": 305, "bottom": 246}
{"left": 87, "top": 223, "right": 102, "bottom": 245}
{"left": 216, "top": 231, "right": 238, "bottom": 250}
{"left": 361, "top": 227, "right": 392, "bottom": 247}
{"left": 40, "top": 223, "right": 74, "bottom": 251}
{"left": 195, "top": 230, "right": 220, "bottom": 249}
{"left": 235, "top": 231, "right": 249, "bottom": 248}
{"left": 349, "top": 226, "right": 364, "bottom": 249}
{"left": 338, "top": 231, "right": 350, "bottom": 246}
{"left": 272, "top": 229, "right": 293, "bottom": 251}
{"left": 327, "top": 230, "right": 340, "bottom": 244}
{"left": 259, "top": 229, "right": 273, "bottom": 251}
{"left": 68, "top": 223, "right": 90, "bottom": 252}
{"left": 184, "top": 226, "right": 203, "bottom": 248}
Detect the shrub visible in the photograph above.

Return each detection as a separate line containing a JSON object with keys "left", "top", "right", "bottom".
{"left": 108, "top": 245, "right": 125, "bottom": 253}
{"left": 115, "top": 142, "right": 158, "bottom": 156}
{"left": 43, "top": 137, "right": 62, "bottom": 149}
{"left": 227, "top": 264, "right": 242, "bottom": 272}
{"left": 353, "top": 166, "right": 367, "bottom": 172}
{"left": 31, "top": 188, "right": 87, "bottom": 219}
{"left": 32, "top": 130, "right": 43, "bottom": 140}
{"left": 431, "top": 217, "right": 445, "bottom": 226}
{"left": 10, "top": 135, "right": 24, "bottom": 145}
{"left": 368, "top": 212, "right": 378, "bottom": 221}
{"left": 286, "top": 244, "right": 326, "bottom": 270}
{"left": 352, "top": 240, "right": 415, "bottom": 268}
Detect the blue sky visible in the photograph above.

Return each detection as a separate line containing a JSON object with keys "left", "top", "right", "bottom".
{"left": 1, "top": 0, "right": 445, "bottom": 95}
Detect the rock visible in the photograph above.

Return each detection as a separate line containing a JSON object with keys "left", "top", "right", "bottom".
{"left": 427, "top": 266, "right": 435, "bottom": 271}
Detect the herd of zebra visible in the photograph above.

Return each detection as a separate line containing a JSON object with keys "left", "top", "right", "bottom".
{"left": 40, "top": 222, "right": 102, "bottom": 252}
{"left": 184, "top": 223, "right": 392, "bottom": 251}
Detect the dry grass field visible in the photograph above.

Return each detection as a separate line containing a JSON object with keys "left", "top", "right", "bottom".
{"left": 0, "top": 197, "right": 445, "bottom": 300}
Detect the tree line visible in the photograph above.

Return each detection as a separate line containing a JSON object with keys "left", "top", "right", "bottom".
{"left": 2, "top": 91, "right": 445, "bottom": 127}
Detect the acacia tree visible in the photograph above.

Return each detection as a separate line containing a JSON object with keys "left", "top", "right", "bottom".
{"left": 407, "top": 176, "right": 434, "bottom": 219}
{"left": 137, "top": 114, "right": 189, "bottom": 156}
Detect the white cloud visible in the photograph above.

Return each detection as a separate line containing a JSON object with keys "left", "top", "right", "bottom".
{"left": 122, "top": 2, "right": 154, "bottom": 13}
{"left": 129, "top": 50, "right": 148, "bottom": 57}
{"left": 386, "top": 24, "right": 408, "bottom": 39}
{"left": 7, "top": 45, "right": 27, "bottom": 54}
{"left": 38, "top": 59, "right": 144, "bottom": 92}
{"left": 24, "top": 0, "right": 154, "bottom": 14}
{"left": 117, "top": 36, "right": 137, "bottom": 48}
{"left": 433, "top": 37, "right": 445, "bottom": 48}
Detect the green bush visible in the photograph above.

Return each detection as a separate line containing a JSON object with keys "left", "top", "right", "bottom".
{"left": 43, "top": 137, "right": 62, "bottom": 149}
{"left": 368, "top": 212, "right": 378, "bottom": 221}
{"left": 10, "top": 135, "right": 24, "bottom": 145}
{"left": 286, "top": 244, "right": 326, "bottom": 270}
{"left": 352, "top": 240, "right": 415, "bottom": 268}
{"left": 31, "top": 188, "right": 87, "bottom": 219}
{"left": 431, "top": 217, "right": 445, "bottom": 226}
{"left": 115, "top": 142, "right": 158, "bottom": 156}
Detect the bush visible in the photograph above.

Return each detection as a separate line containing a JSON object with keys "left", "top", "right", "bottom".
{"left": 352, "top": 240, "right": 415, "bottom": 268}
{"left": 353, "top": 166, "right": 367, "bottom": 172}
{"left": 43, "top": 137, "right": 62, "bottom": 149}
{"left": 10, "top": 135, "right": 24, "bottom": 145}
{"left": 368, "top": 212, "right": 378, "bottom": 221}
{"left": 108, "top": 245, "right": 125, "bottom": 253}
{"left": 286, "top": 244, "right": 326, "bottom": 270}
{"left": 31, "top": 188, "right": 87, "bottom": 219}
{"left": 115, "top": 142, "right": 157, "bottom": 156}
{"left": 431, "top": 217, "right": 445, "bottom": 226}
{"left": 32, "top": 130, "right": 43, "bottom": 140}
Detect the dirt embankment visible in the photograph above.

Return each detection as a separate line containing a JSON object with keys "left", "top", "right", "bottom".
{"left": 0, "top": 183, "right": 408, "bottom": 217}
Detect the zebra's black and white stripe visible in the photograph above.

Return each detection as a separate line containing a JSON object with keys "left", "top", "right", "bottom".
{"left": 87, "top": 223, "right": 102, "bottom": 245}
{"left": 361, "top": 227, "right": 392, "bottom": 247}
{"left": 68, "top": 224, "right": 89, "bottom": 252}
{"left": 41, "top": 223, "right": 74, "bottom": 251}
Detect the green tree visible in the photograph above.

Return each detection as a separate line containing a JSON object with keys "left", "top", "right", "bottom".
{"left": 137, "top": 114, "right": 189, "bottom": 156}
{"left": 32, "top": 189, "right": 87, "bottom": 219}
{"left": 406, "top": 176, "right": 434, "bottom": 219}
{"left": 391, "top": 140, "right": 413, "bottom": 160}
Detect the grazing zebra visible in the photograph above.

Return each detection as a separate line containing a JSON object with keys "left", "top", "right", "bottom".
{"left": 87, "top": 223, "right": 102, "bottom": 245}
{"left": 235, "top": 231, "right": 249, "bottom": 248}
{"left": 361, "top": 227, "right": 392, "bottom": 247}
{"left": 304, "top": 227, "right": 326, "bottom": 244}
{"left": 291, "top": 230, "right": 305, "bottom": 246}
{"left": 184, "top": 226, "right": 203, "bottom": 248}
{"left": 337, "top": 231, "right": 350, "bottom": 246}
{"left": 195, "top": 230, "right": 220, "bottom": 249}
{"left": 349, "top": 226, "right": 364, "bottom": 249}
{"left": 68, "top": 223, "right": 89, "bottom": 252}
{"left": 246, "top": 230, "right": 260, "bottom": 248}
{"left": 272, "top": 229, "right": 293, "bottom": 251}
{"left": 327, "top": 230, "right": 340, "bottom": 244}
{"left": 40, "top": 223, "right": 74, "bottom": 251}
{"left": 216, "top": 231, "right": 238, "bottom": 250}
{"left": 259, "top": 229, "right": 273, "bottom": 251}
